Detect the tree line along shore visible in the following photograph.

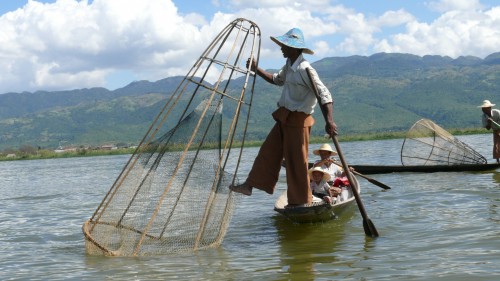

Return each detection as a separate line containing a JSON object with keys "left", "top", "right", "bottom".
{"left": 0, "top": 127, "right": 487, "bottom": 162}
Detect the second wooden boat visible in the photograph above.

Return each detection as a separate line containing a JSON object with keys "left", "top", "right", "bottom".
{"left": 350, "top": 163, "right": 500, "bottom": 174}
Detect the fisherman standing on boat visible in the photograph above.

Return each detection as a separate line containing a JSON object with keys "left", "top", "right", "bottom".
{"left": 479, "top": 100, "right": 500, "bottom": 163}
{"left": 230, "top": 28, "right": 336, "bottom": 208}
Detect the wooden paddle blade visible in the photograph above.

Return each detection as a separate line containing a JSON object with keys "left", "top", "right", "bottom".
{"left": 366, "top": 177, "right": 391, "bottom": 190}
{"left": 330, "top": 160, "right": 391, "bottom": 190}
{"left": 363, "top": 219, "right": 380, "bottom": 238}
{"left": 351, "top": 170, "right": 391, "bottom": 190}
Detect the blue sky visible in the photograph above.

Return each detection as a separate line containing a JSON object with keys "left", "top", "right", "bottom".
{"left": 0, "top": 0, "right": 498, "bottom": 93}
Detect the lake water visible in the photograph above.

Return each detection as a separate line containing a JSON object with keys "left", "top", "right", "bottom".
{"left": 0, "top": 134, "right": 499, "bottom": 280}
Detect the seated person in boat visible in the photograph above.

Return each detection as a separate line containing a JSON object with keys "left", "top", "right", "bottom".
{"left": 309, "top": 166, "right": 340, "bottom": 204}
{"left": 332, "top": 176, "right": 350, "bottom": 188}
{"left": 312, "top": 143, "right": 343, "bottom": 181}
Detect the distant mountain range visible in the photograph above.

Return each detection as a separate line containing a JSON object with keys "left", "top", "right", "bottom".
{"left": 1, "top": 52, "right": 499, "bottom": 150}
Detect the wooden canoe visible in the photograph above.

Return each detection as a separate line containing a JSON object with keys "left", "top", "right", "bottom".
{"left": 350, "top": 163, "right": 500, "bottom": 174}
{"left": 274, "top": 176, "right": 360, "bottom": 223}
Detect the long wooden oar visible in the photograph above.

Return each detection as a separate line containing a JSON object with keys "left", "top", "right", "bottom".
{"left": 487, "top": 117, "right": 500, "bottom": 128}
{"left": 330, "top": 159, "right": 391, "bottom": 190}
{"left": 306, "top": 68, "right": 379, "bottom": 238}
{"left": 331, "top": 136, "right": 379, "bottom": 237}
{"left": 352, "top": 171, "right": 391, "bottom": 190}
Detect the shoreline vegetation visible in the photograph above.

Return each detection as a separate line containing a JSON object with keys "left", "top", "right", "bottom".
{"left": 0, "top": 127, "right": 487, "bottom": 162}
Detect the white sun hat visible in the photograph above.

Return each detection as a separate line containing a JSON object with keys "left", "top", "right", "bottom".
{"left": 308, "top": 166, "right": 331, "bottom": 181}
{"left": 478, "top": 100, "right": 496, "bottom": 108}
{"left": 313, "top": 143, "right": 338, "bottom": 156}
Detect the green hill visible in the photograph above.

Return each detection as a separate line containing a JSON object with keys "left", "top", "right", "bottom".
{"left": 0, "top": 52, "right": 499, "bottom": 150}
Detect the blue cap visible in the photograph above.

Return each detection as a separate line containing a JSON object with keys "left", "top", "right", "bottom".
{"left": 270, "top": 28, "right": 314, "bottom": 55}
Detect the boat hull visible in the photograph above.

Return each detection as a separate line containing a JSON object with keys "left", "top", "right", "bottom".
{"left": 274, "top": 177, "right": 360, "bottom": 223}
{"left": 350, "top": 163, "right": 500, "bottom": 174}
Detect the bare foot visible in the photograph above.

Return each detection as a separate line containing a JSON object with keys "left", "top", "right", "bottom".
{"left": 229, "top": 181, "right": 253, "bottom": 196}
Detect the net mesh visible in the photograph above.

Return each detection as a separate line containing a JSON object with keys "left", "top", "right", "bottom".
{"left": 83, "top": 18, "right": 261, "bottom": 256}
{"left": 401, "top": 118, "right": 486, "bottom": 166}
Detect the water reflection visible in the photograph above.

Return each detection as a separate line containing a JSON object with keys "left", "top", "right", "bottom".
{"left": 273, "top": 206, "right": 356, "bottom": 280}
{"left": 491, "top": 171, "right": 500, "bottom": 184}
{"left": 2, "top": 135, "right": 500, "bottom": 280}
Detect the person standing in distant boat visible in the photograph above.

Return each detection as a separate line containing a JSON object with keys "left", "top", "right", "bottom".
{"left": 229, "top": 28, "right": 336, "bottom": 208}
{"left": 479, "top": 100, "right": 500, "bottom": 163}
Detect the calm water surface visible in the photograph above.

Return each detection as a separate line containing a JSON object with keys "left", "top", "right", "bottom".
{"left": 0, "top": 134, "right": 499, "bottom": 280}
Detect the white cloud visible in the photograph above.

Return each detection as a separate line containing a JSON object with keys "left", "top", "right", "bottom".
{"left": 184, "top": 13, "right": 208, "bottom": 26}
{"left": 376, "top": 6, "right": 500, "bottom": 57}
{"left": 0, "top": 0, "right": 223, "bottom": 93}
{"left": 227, "top": 5, "right": 339, "bottom": 63}
{"left": 427, "top": 0, "right": 484, "bottom": 12}
{"left": 0, "top": 0, "right": 498, "bottom": 94}
{"left": 376, "top": 9, "right": 415, "bottom": 27}
{"left": 315, "top": 5, "right": 383, "bottom": 56}
{"left": 228, "top": 0, "right": 331, "bottom": 10}
{"left": 312, "top": 40, "right": 331, "bottom": 58}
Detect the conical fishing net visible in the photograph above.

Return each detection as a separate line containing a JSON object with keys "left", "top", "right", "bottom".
{"left": 401, "top": 118, "right": 486, "bottom": 166}
{"left": 83, "top": 18, "right": 261, "bottom": 256}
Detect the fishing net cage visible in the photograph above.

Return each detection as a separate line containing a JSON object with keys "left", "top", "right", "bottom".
{"left": 401, "top": 118, "right": 487, "bottom": 166}
{"left": 83, "top": 18, "right": 261, "bottom": 256}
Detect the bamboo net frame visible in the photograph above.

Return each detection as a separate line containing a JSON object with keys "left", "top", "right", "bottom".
{"left": 82, "top": 18, "right": 261, "bottom": 256}
{"left": 401, "top": 118, "right": 486, "bottom": 166}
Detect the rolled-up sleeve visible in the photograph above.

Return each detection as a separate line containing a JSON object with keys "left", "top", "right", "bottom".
{"left": 492, "top": 110, "right": 500, "bottom": 130}
{"left": 272, "top": 66, "right": 286, "bottom": 86}
{"left": 303, "top": 67, "right": 332, "bottom": 105}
